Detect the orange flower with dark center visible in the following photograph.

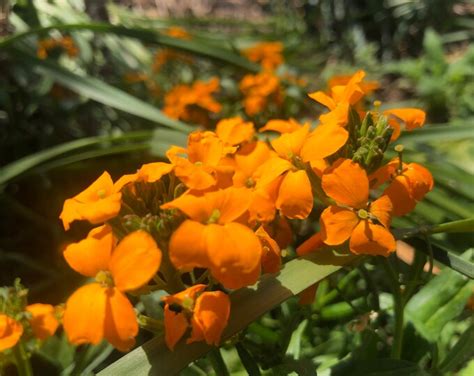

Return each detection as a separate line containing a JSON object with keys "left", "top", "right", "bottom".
{"left": 167, "top": 131, "right": 232, "bottom": 190}
{"left": 0, "top": 314, "right": 23, "bottom": 351}
{"left": 242, "top": 41, "right": 284, "bottom": 70}
{"left": 163, "top": 78, "right": 221, "bottom": 126}
{"left": 371, "top": 159, "right": 433, "bottom": 216}
{"left": 26, "top": 304, "right": 60, "bottom": 341}
{"left": 161, "top": 187, "right": 262, "bottom": 289}
{"left": 60, "top": 171, "right": 122, "bottom": 230}
{"left": 320, "top": 159, "right": 396, "bottom": 256}
{"left": 163, "top": 285, "right": 230, "bottom": 350}
{"left": 63, "top": 230, "right": 161, "bottom": 351}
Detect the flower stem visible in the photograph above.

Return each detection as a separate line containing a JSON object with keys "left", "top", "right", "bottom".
{"left": 381, "top": 257, "right": 404, "bottom": 359}
{"left": 208, "top": 348, "right": 230, "bottom": 376}
{"left": 13, "top": 342, "right": 33, "bottom": 376}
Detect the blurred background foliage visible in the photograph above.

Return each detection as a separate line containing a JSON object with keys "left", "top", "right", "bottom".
{"left": 0, "top": 0, "right": 473, "bottom": 375}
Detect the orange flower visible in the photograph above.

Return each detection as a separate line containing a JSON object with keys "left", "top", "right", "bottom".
{"left": 26, "top": 304, "right": 60, "bottom": 340}
{"left": 167, "top": 131, "right": 232, "bottom": 190}
{"left": 242, "top": 41, "right": 284, "bottom": 70}
{"left": 239, "top": 71, "right": 283, "bottom": 116}
{"left": 309, "top": 70, "right": 374, "bottom": 127}
{"left": 384, "top": 108, "right": 426, "bottom": 140}
{"left": 231, "top": 141, "right": 279, "bottom": 223}
{"left": 164, "top": 26, "right": 191, "bottom": 40}
{"left": 328, "top": 74, "right": 379, "bottom": 96}
{"left": 63, "top": 230, "right": 162, "bottom": 351}
{"left": 371, "top": 159, "right": 433, "bottom": 216}
{"left": 258, "top": 120, "right": 348, "bottom": 219}
{"left": 163, "top": 78, "right": 221, "bottom": 125}
{"left": 37, "top": 36, "right": 78, "bottom": 59}
{"left": 163, "top": 285, "right": 230, "bottom": 350}
{"left": 0, "top": 314, "right": 23, "bottom": 352}
{"left": 320, "top": 159, "right": 396, "bottom": 256}
{"left": 112, "top": 162, "right": 174, "bottom": 192}
{"left": 162, "top": 187, "right": 262, "bottom": 289}
{"left": 60, "top": 171, "right": 122, "bottom": 230}
{"left": 215, "top": 117, "right": 255, "bottom": 146}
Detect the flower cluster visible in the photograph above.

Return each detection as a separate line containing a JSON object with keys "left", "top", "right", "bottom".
{"left": 37, "top": 36, "right": 78, "bottom": 59}
{"left": 0, "top": 281, "right": 60, "bottom": 355}
{"left": 5, "top": 69, "right": 431, "bottom": 356}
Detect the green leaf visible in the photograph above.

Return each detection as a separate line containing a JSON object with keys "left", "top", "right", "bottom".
{"left": 0, "top": 131, "right": 152, "bottom": 189}
{"left": 398, "top": 121, "right": 473, "bottom": 143}
{"left": 329, "top": 358, "right": 427, "bottom": 376}
{"left": 405, "top": 250, "right": 474, "bottom": 342}
{"left": 10, "top": 47, "right": 192, "bottom": 132}
{"left": 430, "top": 218, "right": 474, "bottom": 234}
{"left": 97, "top": 249, "right": 357, "bottom": 375}
{"left": 438, "top": 324, "right": 474, "bottom": 373}
{"left": 0, "top": 23, "right": 260, "bottom": 72}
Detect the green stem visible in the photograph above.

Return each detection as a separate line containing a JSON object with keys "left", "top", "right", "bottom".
{"left": 208, "top": 348, "right": 230, "bottom": 376}
{"left": 13, "top": 342, "right": 33, "bottom": 376}
{"left": 381, "top": 258, "right": 404, "bottom": 360}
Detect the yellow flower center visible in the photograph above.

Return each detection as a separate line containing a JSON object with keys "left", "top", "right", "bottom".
{"left": 357, "top": 209, "right": 369, "bottom": 220}
{"left": 245, "top": 177, "right": 255, "bottom": 188}
{"left": 97, "top": 189, "right": 107, "bottom": 199}
{"left": 207, "top": 209, "right": 221, "bottom": 224}
{"left": 182, "top": 297, "right": 194, "bottom": 311}
{"left": 95, "top": 270, "right": 114, "bottom": 288}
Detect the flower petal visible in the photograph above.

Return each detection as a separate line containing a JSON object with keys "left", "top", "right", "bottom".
{"left": 103, "top": 288, "right": 138, "bottom": 352}
{"left": 320, "top": 206, "right": 359, "bottom": 245}
{"left": 63, "top": 225, "right": 114, "bottom": 277}
{"left": 26, "top": 304, "right": 59, "bottom": 340}
{"left": 300, "top": 124, "right": 348, "bottom": 162}
{"left": 215, "top": 117, "right": 255, "bottom": 146}
{"left": 370, "top": 195, "right": 393, "bottom": 228}
{"left": 109, "top": 230, "right": 162, "bottom": 292}
{"left": 188, "top": 291, "right": 230, "bottom": 346}
{"left": 384, "top": 108, "right": 426, "bottom": 130}
{"left": 322, "top": 159, "right": 369, "bottom": 208}
{"left": 384, "top": 176, "right": 415, "bottom": 217}
{"left": 0, "top": 315, "right": 23, "bottom": 352}
{"left": 137, "top": 162, "right": 173, "bottom": 183}
{"left": 296, "top": 232, "right": 325, "bottom": 256}
{"left": 164, "top": 307, "right": 188, "bottom": 351}
{"left": 271, "top": 124, "right": 310, "bottom": 158}
{"left": 73, "top": 171, "right": 114, "bottom": 203}
{"left": 75, "top": 193, "right": 122, "bottom": 225}
{"left": 349, "top": 221, "right": 396, "bottom": 256}
{"left": 168, "top": 220, "right": 210, "bottom": 271}
{"left": 308, "top": 91, "right": 336, "bottom": 109}
{"left": 276, "top": 170, "right": 313, "bottom": 219}
{"left": 260, "top": 119, "right": 302, "bottom": 133}
{"left": 63, "top": 283, "right": 106, "bottom": 346}
{"left": 206, "top": 223, "right": 262, "bottom": 289}
{"left": 256, "top": 226, "right": 281, "bottom": 274}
